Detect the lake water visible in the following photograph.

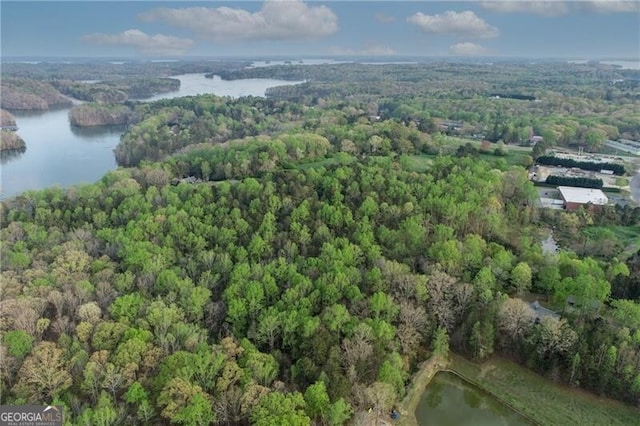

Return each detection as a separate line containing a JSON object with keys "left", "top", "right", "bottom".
{"left": 0, "top": 74, "right": 301, "bottom": 199}
{"left": 600, "top": 61, "right": 640, "bottom": 70}
{"left": 415, "top": 371, "right": 534, "bottom": 426}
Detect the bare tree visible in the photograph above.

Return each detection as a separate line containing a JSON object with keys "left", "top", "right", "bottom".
{"left": 498, "top": 298, "right": 534, "bottom": 341}
{"left": 13, "top": 341, "right": 72, "bottom": 403}
{"left": 535, "top": 318, "right": 578, "bottom": 358}
{"left": 426, "top": 270, "right": 457, "bottom": 331}
{"left": 342, "top": 323, "right": 375, "bottom": 383}
{"left": 95, "top": 281, "right": 117, "bottom": 312}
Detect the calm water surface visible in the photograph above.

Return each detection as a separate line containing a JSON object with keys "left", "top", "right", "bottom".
{"left": 415, "top": 372, "right": 534, "bottom": 426}
{"left": 600, "top": 61, "right": 640, "bottom": 70}
{"left": 1, "top": 74, "right": 301, "bottom": 199}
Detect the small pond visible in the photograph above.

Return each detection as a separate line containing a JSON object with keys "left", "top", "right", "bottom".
{"left": 415, "top": 371, "right": 535, "bottom": 426}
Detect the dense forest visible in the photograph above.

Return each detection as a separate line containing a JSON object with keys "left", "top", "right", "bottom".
{"left": 1, "top": 61, "right": 252, "bottom": 82}
{"left": 1, "top": 60, "right": 640, "bottom": 424}
{"left": 2, "top": 126, "right": 640, "bottom": 425}
{"left": 255, "top": 62, "right": 640, "bottom": 144}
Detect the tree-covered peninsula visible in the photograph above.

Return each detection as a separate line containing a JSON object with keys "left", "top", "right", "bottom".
{"left": 69, "top": 103, "right": 132, "bottom": 127}
{"left": 0, "top": 131, "right": 26, "bottom": 151}
{"left": 0, "top": 109, "right": 17, "bottom": 128}
{"left": 0, "top": 109, "right": 25, "bottom": 151}
{"left": 54, "top": 77, "right": 181, "bottom": 103}
{"left": 0, "top": 77, "right": 72, "bottom": 110}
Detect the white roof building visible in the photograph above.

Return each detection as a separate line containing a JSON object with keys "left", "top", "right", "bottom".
{"left": 557, "top": 186, "right": 608, "bottom": 209}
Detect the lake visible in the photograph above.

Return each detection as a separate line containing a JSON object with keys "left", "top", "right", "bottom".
{"left": 0, "top": 74, "right": 301, "bottom": 199}
{"left": 415, "top": 371, "right": 535, "bottom": 426}
{"left": 600, "top": 61, "right": 640, "bottom": 70}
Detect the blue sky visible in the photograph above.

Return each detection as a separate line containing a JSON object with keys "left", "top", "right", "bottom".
{"left": 1, "top": 1, "right": 639, "bottom": 58}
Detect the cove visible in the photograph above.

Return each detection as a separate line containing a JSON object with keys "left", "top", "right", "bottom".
{"left": 0, "top": 73, "right": 301, "bottom": 199}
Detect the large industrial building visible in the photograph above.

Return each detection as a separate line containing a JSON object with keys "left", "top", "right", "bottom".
{"left": 557, "top": 186, "right": 609, "bottom": 211}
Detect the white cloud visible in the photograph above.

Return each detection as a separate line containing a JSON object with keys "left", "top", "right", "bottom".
{"left": 480, "top": 1, "right": 570, "bottom": 17}
{"left": 481, "top": 0, "right": 639, "bottom": 16}
{"left": 449, "top": 42, "right": 489, "bottom": 56}
{"left": 375, "top": 13, "right": 396, "bottom": 23}
{"left": 585, "top": 1, "right": 640, "bottom": 13}
{"left": 407, "top": 11, "right": 499, "bottom": 39}
{"left": 329, "top": 44, "right": 396, "bottom": 56}
{"left": 139, "top": 0, "right": 338, "bottom": 42}
{"left": 81, "top": 29, "right": 194, "bottom": 55}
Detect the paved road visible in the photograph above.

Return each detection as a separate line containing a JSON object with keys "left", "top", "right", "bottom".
{"left": 631, "top": 171, "right": 640, "bottom": 204}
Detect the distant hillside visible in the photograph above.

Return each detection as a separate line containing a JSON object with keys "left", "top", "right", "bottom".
{"left": 1, "top": 78, "right": 72, "bottom": 110}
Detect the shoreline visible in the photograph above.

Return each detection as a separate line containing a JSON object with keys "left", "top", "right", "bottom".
{"left": 396, "top": 354, "right": 538, "bottom": 426}
{"left": 396, "top": 355, "right": 449, "bottom": 426}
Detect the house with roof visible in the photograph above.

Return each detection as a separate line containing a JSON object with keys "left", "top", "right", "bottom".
{"left": 528, "top": 300, "right": 561, "bottom": 323}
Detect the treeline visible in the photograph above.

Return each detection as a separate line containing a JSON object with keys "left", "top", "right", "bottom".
{"left": 546, "top": 175, "right": 604, "bottom": 189}
{"left": 1, "top": 60, "right": 251, "bottom": 82}
{"left": 53, "top": 77, "right": 180, "bottom": 103}
{"left": 69, "top": 104, "right": 132, "bottom": 127}
{"left": 537, "top": 155, "right": 626, "bottom": 175}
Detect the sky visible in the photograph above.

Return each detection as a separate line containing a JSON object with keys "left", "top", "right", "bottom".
{"left": 1, "top": 1, "right": 639, "bottom": 59}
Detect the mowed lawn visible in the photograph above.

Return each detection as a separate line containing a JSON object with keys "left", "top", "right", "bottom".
{"left": 450, "top": 354, "right": 640, "bottom": 426}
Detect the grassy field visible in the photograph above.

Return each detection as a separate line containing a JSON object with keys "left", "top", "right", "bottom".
{"left": 449, "top": 354, "right": 640, "bottom": 426}
{"left": 400, "top": 155, "right": 434, "bottom": 173}
{"left": 582, "top": 225, "right": 640, "bottom": 258}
